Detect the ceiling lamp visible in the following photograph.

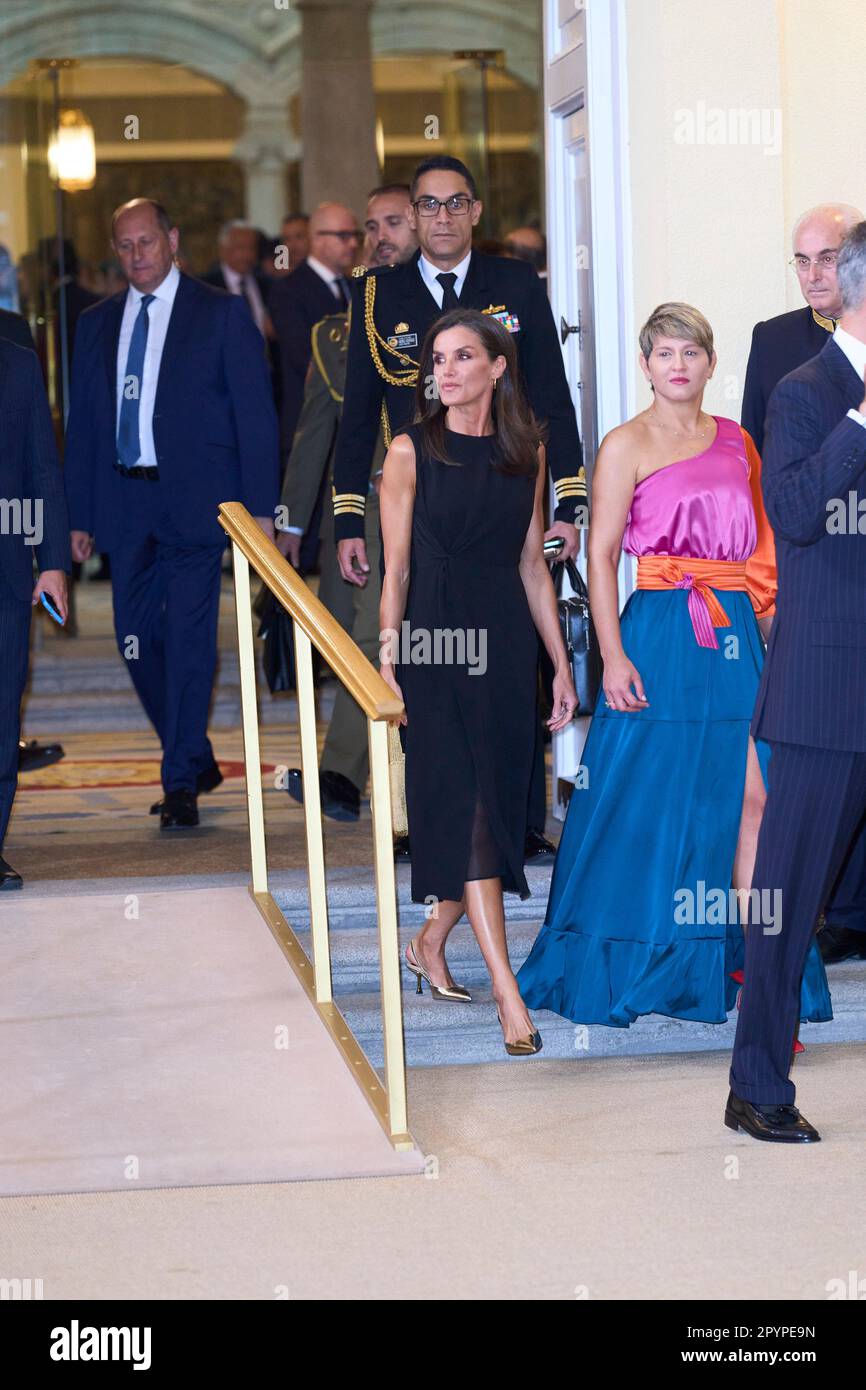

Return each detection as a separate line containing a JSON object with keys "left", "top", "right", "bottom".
{"left": 48, "top": 109, "right": 96, "bottom": 191}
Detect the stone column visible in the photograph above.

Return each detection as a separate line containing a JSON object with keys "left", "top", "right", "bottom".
{"left": 295, "top": 0, "right": 379, "bottom": 216}
{"left": 234, "top": 101, "right": 300, "bottom": 233}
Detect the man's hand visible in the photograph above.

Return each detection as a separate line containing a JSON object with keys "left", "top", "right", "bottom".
{"left": 338, "top": 537, "right": 370, "bottom": 587}
{"left": 544, "top": 520, "right": 580, "bottom": 562}
{"left": 70, "top": 530, "right": 93, "bottom": 564}
{"left": 276, "top": 530, "right": 302, "bottom": 568}
{"left": 255, "top": 515, "right": 276, "bottom": 544}
{"left": 33, "top": 570, "right": 69, "bottom": 624}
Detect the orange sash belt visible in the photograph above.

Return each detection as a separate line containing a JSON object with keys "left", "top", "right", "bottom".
{"left": 636, "top": 555, "right": 748, "bottom": 649}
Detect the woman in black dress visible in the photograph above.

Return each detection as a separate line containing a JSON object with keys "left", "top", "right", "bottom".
{"left": 379, "top": 308, "right": 577, "bottom": 1054}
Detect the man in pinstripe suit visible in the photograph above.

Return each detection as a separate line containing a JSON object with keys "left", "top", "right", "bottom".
{"left": 727, "top": 222, "right": 866, "bottom": 1142}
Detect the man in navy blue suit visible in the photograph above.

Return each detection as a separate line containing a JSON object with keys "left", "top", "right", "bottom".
{"left": 727, "top": 221, "right": 866, "bottom": 1143}
{"left": 64, "top": 198, "right": 280, "bottom": 829}
{"left": 0, "top": 338, "right": 71, "bottom": 888}
{"left": 742, "top": 203, "right": 866, "bottom": 965}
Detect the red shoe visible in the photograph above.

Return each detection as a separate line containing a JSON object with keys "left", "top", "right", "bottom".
{"left": 793, "top": 1039, "right": 805, "bottom": 1055}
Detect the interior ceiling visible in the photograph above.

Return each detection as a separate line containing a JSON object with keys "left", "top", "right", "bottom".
{"left": 6, "top": 53, "right": 523, "bottom": 98}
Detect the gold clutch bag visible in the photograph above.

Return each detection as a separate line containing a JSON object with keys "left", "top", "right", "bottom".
{"left": 387, "top": 722, "right": 408, "bottom": 837}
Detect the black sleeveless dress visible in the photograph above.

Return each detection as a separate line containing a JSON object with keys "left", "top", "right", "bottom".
{"left": 399, "top": 423, "right": 537, "bottom": 904}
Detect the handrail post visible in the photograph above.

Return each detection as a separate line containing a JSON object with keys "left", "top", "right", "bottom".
{"left": 368, "top": 716, "right": 409, "bottom": 1140}
{"left": 294, "top": 622, "right": 332, "bottom": 1004}
{"left": 231, "top": 540, "right": 268, "bottom": 894}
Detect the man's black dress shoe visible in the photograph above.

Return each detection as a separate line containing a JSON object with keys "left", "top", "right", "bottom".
{"left": 393, "top": 835, "right": 411, "bottom": 861}
{"left": 150, "top": 761, "right": 223, "bottom": 814}
{"left": 18, "top": 739, "right": 65, "bottom": 772}
{"left": 724, "top": 1089, "right": 821, "bottom": 1143}
{"left": 0, "top": 856, "right": 23, "bottom": 891}
{"left": 286, "top": 767, "right": 360, "bottom": 822}
{"left": 524, "top": 827, "right": 556, "bottom": 864}
{"left": 159, "top": 790, "right": 199, "bottom": 830}
{"left": 819, "top": 922, "right": 866, "bottom": 965}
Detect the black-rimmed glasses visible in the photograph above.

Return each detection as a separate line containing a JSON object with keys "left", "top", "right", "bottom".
{"left": 412, "top": 195, "right": 475, "bottom": 217}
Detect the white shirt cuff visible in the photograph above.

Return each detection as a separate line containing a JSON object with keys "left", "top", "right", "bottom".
{"left": 276, "top": 523, "right": 304, "bottom": 535}
{"left": 846, "top": 408, "right": 866, "bottom": 429}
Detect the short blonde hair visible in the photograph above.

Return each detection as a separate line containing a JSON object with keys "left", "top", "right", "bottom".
{"left": 639, "top": 302, "right": 714, "bottom": 362}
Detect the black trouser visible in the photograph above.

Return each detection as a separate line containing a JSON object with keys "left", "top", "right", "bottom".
{"left": 0, "top": 579, "right": 32, "bottom": 851}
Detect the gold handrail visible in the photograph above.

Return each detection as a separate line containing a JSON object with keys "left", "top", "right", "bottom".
{"left": 218, "top": 502, "right": 414, "bottom": 1153}
{"left": 218, "top": 502, "right": 402, "bottom": 721}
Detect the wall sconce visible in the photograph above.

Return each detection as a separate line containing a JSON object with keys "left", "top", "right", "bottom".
{"left": 48, "top": 109, "right": 96, "bottom": 191}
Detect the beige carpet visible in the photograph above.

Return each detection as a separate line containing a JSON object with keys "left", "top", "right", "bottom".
{"left": 0, "top": 885, "right": 422, "bottom": 1194}
{"left": 2, "top": 1045, "right": 864, "bottom": 1299}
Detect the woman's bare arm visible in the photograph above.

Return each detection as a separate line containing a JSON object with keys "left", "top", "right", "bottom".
{"left": 588, "top": 427, "right": 649, "bottom": 711}
{"left": 378, "top": 432, "right": 416, "bottom": 719}
{"left": 519, "top": 446, "right": 577, "bottom": 729}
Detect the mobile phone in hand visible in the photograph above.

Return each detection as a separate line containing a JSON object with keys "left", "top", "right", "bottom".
{"left": 543, "top": 537, "right": 565, "bottom": 559}
{"left": 40, "top": 592, "right": 65, "bottom": 626}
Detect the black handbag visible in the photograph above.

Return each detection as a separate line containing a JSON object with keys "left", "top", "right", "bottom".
{"left": 552, "top": 558, "right": 603, "bottom": 714}
{"left": 258, "top": 591, "right": 297, "bottom": 694}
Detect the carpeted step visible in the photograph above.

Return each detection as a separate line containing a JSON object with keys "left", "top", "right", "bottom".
{"left": 338, "top": 961, "right": 866, "bottom": 1068}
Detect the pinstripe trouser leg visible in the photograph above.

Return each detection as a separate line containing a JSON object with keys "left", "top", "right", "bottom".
{"left": 730, "top": 741, "right": 866, "bottom": 1106}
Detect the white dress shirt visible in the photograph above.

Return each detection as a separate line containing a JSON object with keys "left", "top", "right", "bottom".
{"left": 222, "top": 263, "right": 267, "bottom": 336}
{"left": 418, "top": 249, "right": 472, "bottom": 307}
{"left": 306, "top": 255, "right": 349, "bottom": 303}
{"left": 115, "top": 261, "right": 181, "bottom": 467}
{"left": 833, "top": 325, "right": 866, "bottom": 429}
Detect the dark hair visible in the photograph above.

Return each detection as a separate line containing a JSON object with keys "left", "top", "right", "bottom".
{"left": 111, "top": 198, "right": 173, "bottom": 239}
{"left": 282, "top": 211, "right": 309, "bottom": 225}
{"left": 413, "top": 308, "right": 543, "bottom": 478}
{"left": 410, "top": 156, "right": 478, "bottom": 203}
{"left": 367, "top": 183, "right": 411, "bottom": 201}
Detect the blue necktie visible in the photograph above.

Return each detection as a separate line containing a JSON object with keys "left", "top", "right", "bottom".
{"left": 117, "top": 293, "right": 155, "bottom": 467}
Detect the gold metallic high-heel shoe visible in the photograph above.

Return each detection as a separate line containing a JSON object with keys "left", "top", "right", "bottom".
{"left": 405, "top": 938, "right": 472, "bottom": 1002}
{"left": 496, "top": 1009, "right": 543, "bottom": 1057}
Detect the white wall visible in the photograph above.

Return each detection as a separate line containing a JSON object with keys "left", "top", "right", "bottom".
{"left": 780, "top": 0, "right": 866, "bottom": 307}
{"left": 621, "top": 0, "right": 866, "bottom": 428}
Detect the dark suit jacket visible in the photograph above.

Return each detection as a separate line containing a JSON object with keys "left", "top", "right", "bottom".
{"left": 752, "top": 337, "right": 866, "bottom": 752}
{"left": 0, "top": 307, "right": 35, "bottom": 352}
{"left": 0, "top": 338, "right": 71, "bottom": 600}
{"left": 200, "top": 265, "right": 272, "bottom": 306}
{"left": 269, "top": 260, "right": 343, "bottom": 449}
{"left": 64, "top": 272, "right": 280, "bottom": 551}
{"left": 741, "top": 306, "right": 831, "bottom": 456}
{"left": 332, "top": 249, "right": 584, "bottom": 542}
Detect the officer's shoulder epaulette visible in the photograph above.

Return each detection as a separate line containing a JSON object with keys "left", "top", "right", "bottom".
{"left": 351, "top": 262, "right": 397, "bottom": 279}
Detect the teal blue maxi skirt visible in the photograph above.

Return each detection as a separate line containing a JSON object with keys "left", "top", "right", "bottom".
{"left": 517, "top": 588, "right": 832, "bottom": 1026}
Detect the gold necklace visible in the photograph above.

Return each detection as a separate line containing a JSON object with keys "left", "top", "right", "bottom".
{"left": 647, "top": 407, "right": 712, "bottom": 440}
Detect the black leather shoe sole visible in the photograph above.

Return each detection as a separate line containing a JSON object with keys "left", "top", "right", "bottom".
{"left": 151, "top": 764, "right": 223, "bottom": 814}
{"left": 0, "top": 873, "right": 23, "bottom": 891}
{"left": 159, "top": 794, "right": 199, "bottom": 830}
{"left": 286, "top": 769, "right": 360, "bottom": 822}
{"left": 524, "top": 832, "right": 556, "bottom": 865}
{"left": 724, "top": 1098, "right": 821, "bottom": 1143}
{"left": 18, "top": 742, "right": 65, "bottom": 772}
